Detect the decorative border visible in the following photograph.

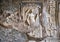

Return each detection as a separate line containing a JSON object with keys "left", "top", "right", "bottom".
{"left": 55, "top": 0, "right": 60, "bottom": 27}
{"left": 55, "top": 0, "right": 60, "bottom": 38}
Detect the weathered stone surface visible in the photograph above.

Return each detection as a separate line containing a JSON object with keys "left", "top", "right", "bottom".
{"left": 0, "top": 0, "right": 59, "bottom": 42}
{"left": 0, "top": 27, "right": 27, "bottom": 42}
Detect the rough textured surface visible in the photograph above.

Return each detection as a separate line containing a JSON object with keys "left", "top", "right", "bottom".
{"left": 0, "top": 26, "right": 27, "bottom": 42}
{"left": 0, "top": 0, "right": 60, "bottom": 42}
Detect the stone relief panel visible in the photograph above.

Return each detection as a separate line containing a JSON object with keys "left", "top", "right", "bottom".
{"left": 0, "top": 0, "right": 59, "bottom": 42}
